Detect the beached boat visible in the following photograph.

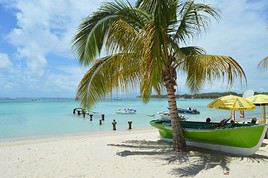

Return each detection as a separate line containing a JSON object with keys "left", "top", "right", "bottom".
{"left": 178, "top": 108, "right": 200, "bottom": 114}
{"left": 150, "top": 119, "right": 267, "bottom": 156}
{"left": 116, "top": 108, "right": 136, "bottom": 114}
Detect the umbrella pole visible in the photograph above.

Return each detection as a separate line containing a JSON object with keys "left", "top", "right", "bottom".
{"left": 234, "top": 111, "right": 236, "bottom": 121}
{"left": 230, "top": 110, "right": 235, "bottom": 121}
{"left": 262, "top": 105, "right": 266, "bottom": 124}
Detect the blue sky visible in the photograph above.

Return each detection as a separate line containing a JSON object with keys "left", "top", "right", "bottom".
{"left": 0, "top": 0, "right": 267, "bottom": 98}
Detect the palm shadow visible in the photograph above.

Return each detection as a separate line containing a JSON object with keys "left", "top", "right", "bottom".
{"left": 108, "top": 139, "right": 268, "bottom": 177}
{"left": 108, "top": 140, "right": 173, "bottom": 157}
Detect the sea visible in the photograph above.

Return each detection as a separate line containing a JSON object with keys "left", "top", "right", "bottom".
{"left": 0, "top": 98, "right": 263, "bottom": 139}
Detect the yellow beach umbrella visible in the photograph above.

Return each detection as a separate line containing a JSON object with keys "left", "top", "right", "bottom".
{"left": 208, "top": 95, "right": 256, "bottom": 111}
{"left": 208, "top": 95, "right": 256, "bottom": 121}
{"left": 247, "top": 94, "right": 268, "bottom": 123}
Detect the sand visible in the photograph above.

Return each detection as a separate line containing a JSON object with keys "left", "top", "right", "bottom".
{"left": 0, "top": 129, "right": 268, "bottom": 178}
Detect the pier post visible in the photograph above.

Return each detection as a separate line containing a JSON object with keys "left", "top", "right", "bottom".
{"left": 73, "top": 109, "right": 76, "bottom": 114}
{"left": 89, "top": 114, "right": 93, "bottom": 121}
{"left": 77, "top": 110, "right": 81, "bottom": 116}
{"left": 99, "top": 119, "right": 103, "bottom": 125}
{"left": 82, "top": 111, "right": 86, "bottom": 118}
{"left": 101, "top": 114, "right": 105, "bottom": 121}
{"left": 128, "top": 121, "right": 132, "bottom": 130}
{"left": 112, "top": 120, "right": 117, "bottom": 131}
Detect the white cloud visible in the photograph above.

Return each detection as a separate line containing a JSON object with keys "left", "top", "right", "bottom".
{"left": 0, "top": 52, "right": 12, "bottom": 69}
{"left": 7, "top": 0, "right": 106, "bottom": 77}
{"left": 0, "top": 53, "right": 21, "bottom": 94}
{"left": 44, "top": 66, "right": 87, "bottom": 91}
{"left": 0, "top": 0, "right": 108, "bottom": 96}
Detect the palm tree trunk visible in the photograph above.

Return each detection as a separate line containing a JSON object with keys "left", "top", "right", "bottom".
{"left": 164, "top": 69, "right": 186, "bottom": 152}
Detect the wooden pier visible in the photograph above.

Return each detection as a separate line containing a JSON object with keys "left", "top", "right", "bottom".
{"left": 73, "top": 108, "right": 133, "bottom": 130}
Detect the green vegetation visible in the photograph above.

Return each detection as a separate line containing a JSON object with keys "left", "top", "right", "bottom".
{"left": 147, "top": 92, "right": 241, "bottom": 99}
{"left": 72, "top": 0, "right": 246, "bottom": 152}
{"left": 147, "top": 91, "right": 268, "bottom": 99}
{"left": 258, "top": 56, "right": 268, "bottom": 68}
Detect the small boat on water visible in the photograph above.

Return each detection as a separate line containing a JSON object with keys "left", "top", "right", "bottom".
{"left": 150, "top": 119, "right": 267, "bottom": 156}
{"left": 178, "top": 108, "right": 200, "bottom": 114}
{"left": 157, "top": 111, "right": 187, "bottom": 120}
{"left": 116, "top": 108, "right": 136, "bottom": 114}
{"left": 157, "top": 111, "right": 170, "bottom": 119}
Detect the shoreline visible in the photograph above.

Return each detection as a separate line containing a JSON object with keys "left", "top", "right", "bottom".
{"left": 0, "top": 127, "right": 156, "bottom": 145}
{"left": 0, "top": 127, "right": 268, "bottom": 178}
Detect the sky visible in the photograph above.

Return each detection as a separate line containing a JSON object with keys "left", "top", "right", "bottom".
{"left": 0, "top": 0, "right": 267, "bottom": 98}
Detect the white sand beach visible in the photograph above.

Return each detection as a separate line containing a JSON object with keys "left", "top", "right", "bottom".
{"left": 0, "top": 129, "right": 268, "bottom": 178}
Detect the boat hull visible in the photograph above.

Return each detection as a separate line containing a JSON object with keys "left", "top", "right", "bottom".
{"left": 151, "top": 120, "right": 267, "bottom": 155}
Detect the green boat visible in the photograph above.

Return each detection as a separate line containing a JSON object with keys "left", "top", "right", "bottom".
{"left": 150, "top": 119, "right": 267, "bottom": 156}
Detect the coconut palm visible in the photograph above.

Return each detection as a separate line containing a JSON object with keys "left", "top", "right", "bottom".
{"left": 72, "top": 0, "right": 246, "bottom": 152}
{"left": 258, "top": 56, "right": 268, "bottom": 68}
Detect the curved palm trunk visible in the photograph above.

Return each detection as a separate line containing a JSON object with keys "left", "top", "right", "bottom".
{"left": 164, "top": 70, "right": 186, "bottom": 152}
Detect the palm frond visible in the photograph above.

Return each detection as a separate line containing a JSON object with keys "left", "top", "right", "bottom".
{"left": 173, "top": 46, "right": 205, "bottom": 64}
{"left": 179, "top": 55, "right": 246, "bottom": 93}
{"left": 76, "top": 53, "right": 140, "bottom": 109}
{"left": 72, "top": 0, "right": 149, "bottom": 66}
{"left": 258, "top": 56, "right": 268, "bottom": 68}
{"left": 106, "top": 19, "right": 139, "bottom": 53}
{"left": 106, "top": 19, "right": 166, "bottom": 102}
{"left": 136, "top": 0, "right": 179, "bottom": 29}
{"left": 153, "top": 83, "right": 164, "bottom": 96}
{"left": 72, "top": 11, "right": 115, "bottom": 65}
{"left": 169, "top": 41, "right": 206, "bottom": 67}
{"left": 172, "top": 0, "right": 219, "bottom": 44}
{"left": 179, "top": 46, "right": 206, "bottom": 56}
{"left": 139, "top": 22, "right": 167, "bottom": 102}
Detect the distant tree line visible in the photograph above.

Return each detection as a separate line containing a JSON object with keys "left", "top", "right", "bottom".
{"left": 139, "top": 91, "right": 268, "bottom": 99}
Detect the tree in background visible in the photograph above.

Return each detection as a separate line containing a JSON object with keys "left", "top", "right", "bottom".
{"left": 258, "top": 56, "right": 268, "bottom": 68}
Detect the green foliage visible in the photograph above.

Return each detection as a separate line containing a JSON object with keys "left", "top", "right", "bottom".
{"left": 147, "top": 91, "right": 241, "bottom": 99}
{"left": 147, "top": 91, "right": 268, "bottom": 99}
{"left": 258, "top": 56, "right": 268, "bottom": 68}
{"left": 72, "top": 0, "right": 246, "bottom": 109}
{"left": 180, "top": 55, "right": 246, "bottom": 93}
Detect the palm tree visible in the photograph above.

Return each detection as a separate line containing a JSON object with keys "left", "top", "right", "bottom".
{"left": 258, "top": 56, "right": 268, "bottom": 68}
{"left": 72, "top": 0, "right": 246, "bottom": 152}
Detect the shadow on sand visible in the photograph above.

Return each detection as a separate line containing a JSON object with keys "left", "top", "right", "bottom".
{"left": 108, "top": 139, "right": 268, "bottom": 177}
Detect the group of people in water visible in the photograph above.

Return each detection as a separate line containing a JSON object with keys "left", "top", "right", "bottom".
{"left": 206, "top": 117, "right": 258, "bottom": 124}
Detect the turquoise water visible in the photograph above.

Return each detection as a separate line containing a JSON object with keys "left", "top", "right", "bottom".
{"left": 0, "top": 98, "right": 262, "bottom": 139}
